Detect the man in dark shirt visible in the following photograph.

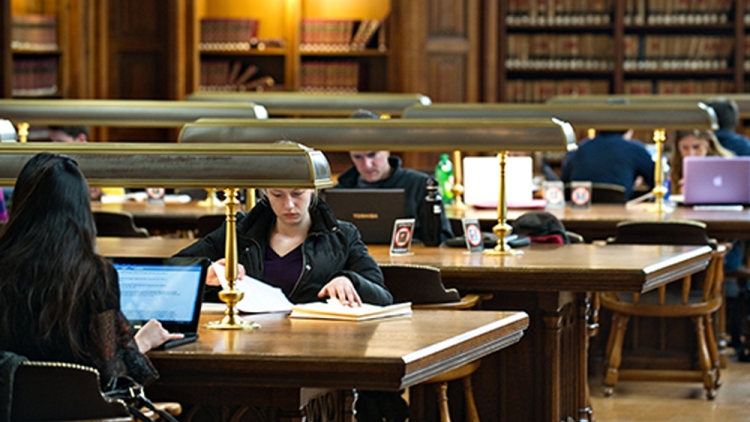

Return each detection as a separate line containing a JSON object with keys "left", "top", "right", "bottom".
{"left": 705, "top": 98, "right": 750, "bottom": 156}
{"left": 334, "top": 110, "right": 454, "bottom": 244}
{"left": 561, "top": 130, "right": 655, "bottom": 199}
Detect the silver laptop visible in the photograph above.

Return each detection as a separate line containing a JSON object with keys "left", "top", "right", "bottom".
{"left": 683, "top": 156, "right": 750, "bottom": 205}
{"left": 109, "top": 256, "right": 209, "bottom": 349}
{"left": 323, "top": 188, "right": 406, "bottom": 244}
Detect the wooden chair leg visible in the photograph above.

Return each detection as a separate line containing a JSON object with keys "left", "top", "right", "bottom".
{"left": 603, "top": 313, "right": 630, "bottom": 397}
{"left": 693, "top": 316, "right": 718, "bottom": 400}
{"left": 433, "top": 382, "right": 451, "bottom": 422}
{"left": 461, "top": 375, "right": 480, "bottom": 422}
{"left": 705, "top": 313, "right": 722, "bottom": 389}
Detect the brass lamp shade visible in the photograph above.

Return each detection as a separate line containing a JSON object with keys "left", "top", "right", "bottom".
{"left": 403, "top": 103, "right": 718, "bottom": 131}
{"left": 0, "top": 142, "right": 332, "bottom": 189}
{"left": 186, "top": 92, "right": 432, "bottom": 117}
{"left": 547, "top": 93, "right": 750, "bottom": 119}
{"left": 0, "top": 99, "right": 268, "bottom": 127}
{"left": 179, "top": 117, "right": 577, "bottom": 152}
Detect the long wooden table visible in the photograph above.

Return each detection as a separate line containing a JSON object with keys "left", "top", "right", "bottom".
{"left": 450, "top": 204, "right": 750, "bottom": 241}
{"left": 91, "top": 201, "right": 224, "bottom": 233}
{"left": 148, "top": 310, "right": 528, "bottom": 422}
{"left": 97, "top": 238, "right": 712, "bottom": 422}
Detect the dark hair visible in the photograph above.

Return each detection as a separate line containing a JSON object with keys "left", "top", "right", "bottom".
{"left": 705, "top": 99, "right": 739, "bottom": 130}
{"left": 349, "top": 109, "right": 380, "bottom": 119}
{"left": 0, "top": 153, "right": 109, "bottom": 361}
{"left": 48, "top": 125, "right": 89, "bottom": 139}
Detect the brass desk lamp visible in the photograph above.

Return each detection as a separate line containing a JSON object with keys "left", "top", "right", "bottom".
{"left": 0, "top": 142, "right": 333, "bottom": 330}
{"left": 186, "top": 92, "right": 432, "bottom": 117}
{"left": 403, "top": 102, "right": 718, "bottom": 214}
{"left": 178, "top": 117, "right": 576, "bottom": 254}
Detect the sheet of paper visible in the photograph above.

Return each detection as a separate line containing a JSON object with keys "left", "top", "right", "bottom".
{"left": 211, "top": 262, "right": 293, "bottom": 314}
{"left": 290, "top": 299, "right": 413, "bottom": 321}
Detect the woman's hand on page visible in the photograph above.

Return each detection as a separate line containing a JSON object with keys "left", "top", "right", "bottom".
{"left": 318, "top": 276, "right": 362, "bottom": 307}
{"left": 134, "top": 319, "right": 183, "bottom": 353}
{"left": 206, "top": 258, "right": 247, "bottom": 286}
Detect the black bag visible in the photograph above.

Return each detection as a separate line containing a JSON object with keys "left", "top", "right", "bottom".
{"left": 105, "top": 376, "right": 179, "bottom": 422}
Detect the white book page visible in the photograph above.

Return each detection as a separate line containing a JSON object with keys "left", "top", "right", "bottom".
{"left": 212, "top": 262, "right": 294, "bottom": 314}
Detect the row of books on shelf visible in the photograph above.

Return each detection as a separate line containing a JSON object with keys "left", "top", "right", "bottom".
{"left": 300, "top": 61, "right": 359, "bottom": 93}
{"left": 625, "top": 0, "right": 732, "bottom": 25}
{"left": 11, "top": 14, "right": 58, "bottom": 51}
{"left": 299, "top": 19, "right": 384, "bottom": 52}
{"left": 12, "top": 57, "right": 58, "bottom": 97}
{"left": 199, "top": 18, "right": 259, "bottom": 50}
{"left": 199, "top": 60, "right": 275, "bottom": 91}
{"left": 505, "top": 79, "right": 610, "bottom": 103}
{"left": 623, "top": 79, "right": 734, "bottom": 94}
{"left": 623, "top": 35, "right": 733, "bottom": 70}
{"left": 506, "top": 0, "right": 612, "bottom": 25}
{"left": 506, "top": 34, "right": 615, "bottom": 69}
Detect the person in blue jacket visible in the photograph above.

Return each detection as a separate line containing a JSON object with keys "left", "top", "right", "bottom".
{"left": 561, "top": 130, "right": 655, "bottom": 199}
{"left": 705, "top": 98, "right": 750, "bottom": 157}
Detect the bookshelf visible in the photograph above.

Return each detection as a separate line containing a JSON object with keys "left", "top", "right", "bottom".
{"left": 191, "top": 0, "right": 390, "bottom": 94}
{"left": 2, "top": 0, "right": 67, "bottom": 99}
{"left": 496, "top": 0, "right": 746, "bottom": 104}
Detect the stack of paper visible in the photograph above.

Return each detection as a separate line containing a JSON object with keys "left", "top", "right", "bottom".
{"left": 213, "top": 262, "right": 294, "bottom": 314}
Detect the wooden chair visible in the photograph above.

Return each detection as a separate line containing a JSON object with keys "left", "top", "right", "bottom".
{"left": 600, "top": 220, "right": 726, "bottom": 399}
{"left": 379, "top": 264, "right": 488, "bottom": 422}
{"left": 564, "top": 182, "right": 628, "bottom": 204}
{"left": 93, "top": 211, "right": 149, "bottom": 238}
{"left": 8, "top": 358, "right": 181, "bottom": 422}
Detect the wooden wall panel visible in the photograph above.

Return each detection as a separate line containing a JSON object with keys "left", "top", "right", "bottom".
{"left": 0, "top": 0, "right": 11, "bottom": 97}
{"left": 115, "top": 53, "right": 165, "bottom": 99}
{"left": 427, "top": 54, "right": 466, "bottom": 102}
{"left": 428, "top": 0, "right": 465, "bottom": 35}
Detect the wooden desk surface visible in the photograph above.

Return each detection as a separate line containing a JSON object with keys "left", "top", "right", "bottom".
{"left": 91, "top": 201, "right": 224, "bottom": 219}
{"left": 451, "top": 204, "right": 750, "bottom": 240}
{"left": 367, "top": 243, "right": 712, "bottom": 293}
{"left": 148, "top": 310, "right": 529, "bottom": 392}
{"left": 97, "top": 238, "right": 711, "bottom": 294}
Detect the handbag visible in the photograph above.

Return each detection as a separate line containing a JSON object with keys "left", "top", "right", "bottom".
{"left": 104, "top": 376, "right": 180, "bottom": 422}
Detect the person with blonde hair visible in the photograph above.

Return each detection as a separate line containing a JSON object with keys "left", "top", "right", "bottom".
{"left": 670, "top": 129, "right": 734, "bottom": 194}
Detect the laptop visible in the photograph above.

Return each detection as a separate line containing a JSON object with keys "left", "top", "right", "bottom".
{"left": 109, "top": 256, "right": 210, "bottom": 349}
{"left": 462, "top": 156, "right": 534, "bottom": 207}
{"left": 323, "top": 188, "right": 406, "bottom": 244}
{"left": 683, "top": 156, "right": 750, "bottom": 205}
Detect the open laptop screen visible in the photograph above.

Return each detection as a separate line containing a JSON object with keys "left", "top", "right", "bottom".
{"left": 109, "top": 256, "right": 209, "bottom": 333}
{"left": 323, "top": 188, "right": 406, "bottom": 244}
{"left": 683, "top": 156, "right": 750, "bottom": 205}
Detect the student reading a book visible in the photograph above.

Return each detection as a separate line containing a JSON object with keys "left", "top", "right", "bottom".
{"left": 334, "top": 109, "right": 454, "bottom": 244}
{"left": 670, "top": 129, "right": 734, "bottom": 194}
{"left": 176, "top": 187, "right": 393, "bottom": 307}
{"left": 0, "top": 153, "right": 182, "bottom": 387}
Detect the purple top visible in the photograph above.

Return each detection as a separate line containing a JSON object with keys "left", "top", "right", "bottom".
{"left": 0, "top": 189, "right": 7, "bottom": 222}
{"left": 263, "top": 243, "right": 303, "bottom": 297}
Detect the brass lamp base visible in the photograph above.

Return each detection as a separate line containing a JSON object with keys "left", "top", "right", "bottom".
{"left": 483, "top": 244, "right": 524, "bottom": 256}
{"left": 206, "top": 317, "right": 260, "bottom": 331}
{"left": 483, "top": 220, "right": 523, "bottom": 256}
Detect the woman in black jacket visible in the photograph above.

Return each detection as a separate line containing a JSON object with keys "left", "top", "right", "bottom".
{"left": 176, "top": 188, "right": 392, "bottom": 306}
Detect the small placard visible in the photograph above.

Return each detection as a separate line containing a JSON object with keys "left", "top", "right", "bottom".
{"left": 543, "top": 181, "right": 565, "bottom": 209}
{"left": 570, "top": 181, "right": 592, "bottom": 209}
{"left": 146, "top": 187, "right": 166, "bottom": 203}
{"left": 462, "top": 218, "right": 484, "bottom": 252}
{"left": 390, "top": 218, "right": 415, "bottom": 255}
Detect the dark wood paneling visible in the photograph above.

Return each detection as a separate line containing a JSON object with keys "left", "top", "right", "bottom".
{"left": 427, "top": 54, "right": 466, "bottom": 102}
{"left": 0, "top": 0, "right": 11, "bottom": 98}
{"left": 115, "top": 53, "right": 165, "bottom": 99}
{"left": 428, "top": 0, "right": 466, "bottom": 36}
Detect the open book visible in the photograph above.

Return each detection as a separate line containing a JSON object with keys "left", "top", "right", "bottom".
{"left": 290, "top": 299, "right": 412, "bottom": 322}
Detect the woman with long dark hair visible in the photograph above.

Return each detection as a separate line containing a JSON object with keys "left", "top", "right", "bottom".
{"left": 0, "top": 153, "right": 181, "bottom": 386}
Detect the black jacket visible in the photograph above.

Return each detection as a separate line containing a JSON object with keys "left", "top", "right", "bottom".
{"left": 336, "top": 156, "right": 454, "bottom": 243}
{"left": 176, "top": 199, "right": 392, "bottom": 306}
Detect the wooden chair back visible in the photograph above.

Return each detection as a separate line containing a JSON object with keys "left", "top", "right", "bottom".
{"left": 196, "top": 215, "right": 225, "bottom": 238}
{"left": 10, "top": 361, "right": 130, "bottom": 422}
{"left": 565, "top": 182, "right": 628, "bottom": 204}
{"left": 93, "top": 211, "right": 149, "bottom": 238}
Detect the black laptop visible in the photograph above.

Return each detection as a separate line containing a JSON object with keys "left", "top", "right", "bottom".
{"left": 109, "top": 256, "right": 210, "bottom": 349}
{"left": 323, "top": 188, "right": 406, "bottom": 244}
